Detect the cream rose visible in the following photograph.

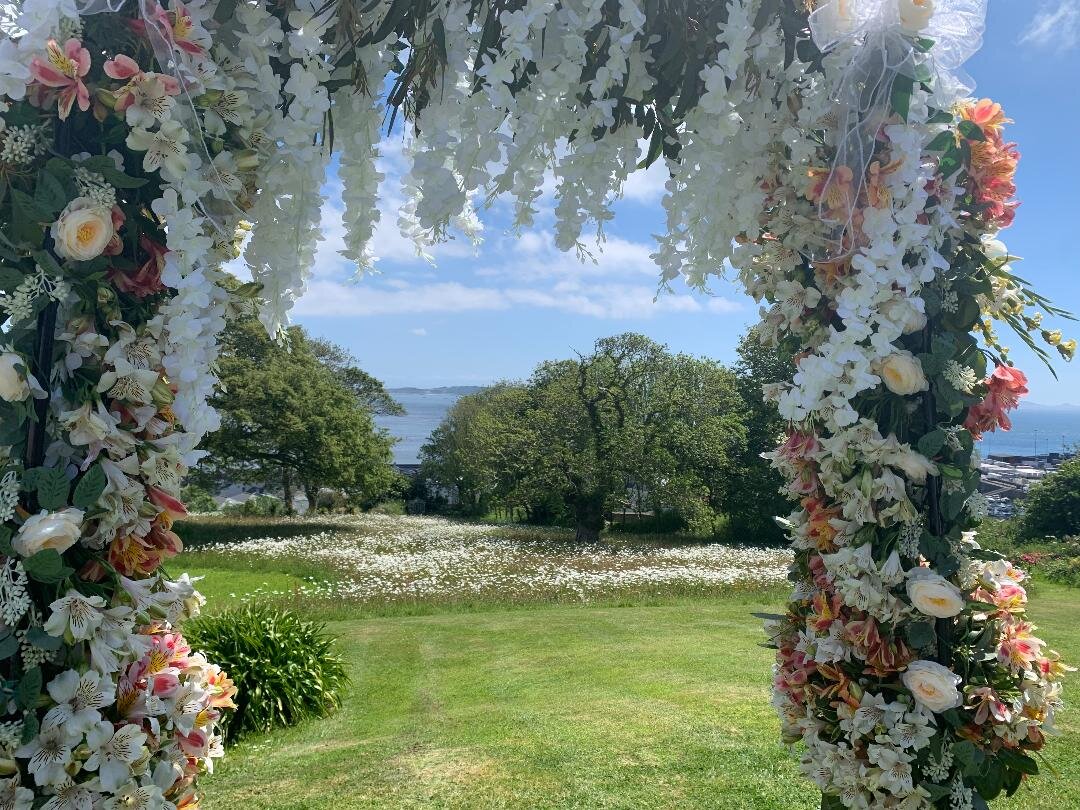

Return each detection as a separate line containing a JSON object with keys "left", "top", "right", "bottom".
{"left": 0, "top": 352, "right": 29, "bottom": 402}
{"left": 51, "top": 198, "right": 115, "bottom": 262}
{"left": 898, "top": 0, "right": 934, "bottom": 33}
{"left": 875, "top": 350, "right": 928, "bottom": 396}
{"left": 13, "top": 508, "right": 85, "bottom": 557}
{"left": 902, "top": 660, "right": 962, "bottom": 713}
{"left": 906, "top": 568, "right": 965, "bottom": 618}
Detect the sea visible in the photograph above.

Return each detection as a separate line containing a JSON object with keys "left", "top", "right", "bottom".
{"left": 376, "top": 389, "right": 472, "bottom": 464}
{"left": 376, "top": 389, "right": 1080, "bottom": 465}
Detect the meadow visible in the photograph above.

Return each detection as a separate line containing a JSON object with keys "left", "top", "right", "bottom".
{"left": 174, "top": 515, "right": 1080, "bottom": 810}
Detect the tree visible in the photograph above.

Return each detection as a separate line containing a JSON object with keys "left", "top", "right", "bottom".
{"left": 1020, "top": 457, "right": 1080, "bottom": 539}
{"left": 724, "top": 329, "right": 795, "bottom": 545}
{"left": 307, "top": 337, "right": 404, "bottom": 416}
{"left": 420, "top": 333, "right": 748, "bottom": 541}
{"left": 196, "top": 316, "right": 398, "bottom": 512}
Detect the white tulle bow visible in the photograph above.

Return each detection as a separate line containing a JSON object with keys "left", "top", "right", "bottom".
{"left": 807, "top": 0, "right": 989, "bottom": 257}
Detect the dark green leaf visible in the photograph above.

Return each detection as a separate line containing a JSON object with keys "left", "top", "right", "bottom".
{"left": 16, "top": 666, "right": 41, "bottom": 709}
{"left": 35, "top": 467, "right": 70, "bottom": 511}
{"left": 72, "top": 464, "right": 107, "bottom": 509}
{"left": 25, "top": 627, "right": 63, "bottom": 652}
{"left": 890, "top": 74, "right": 913, "bottom": 122}
{"left": 958, "top": 119, "right": 986, "bottom": 142}
{"left": 0, "top": 633, "right": 18, "bottom": 660}
{"left": 22, "top": 549, "right": 73, "bottom": 584}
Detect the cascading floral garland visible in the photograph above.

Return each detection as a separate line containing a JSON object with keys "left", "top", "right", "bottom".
{"left": 0, "top": 0, "right": 1072, "bottom": 807}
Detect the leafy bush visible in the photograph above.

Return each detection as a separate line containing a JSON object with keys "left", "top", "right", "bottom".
{"left": 223, "top": 494, "right": 287, "bottom": 517}
{"left": 180, "top": 485, "right": 219, "bottom": 514}
{"left": 1021, "top": 458, "right": 1080, "bottom": 539}
{"left": 185, "top": 605, "right": 349, "bottom": 740}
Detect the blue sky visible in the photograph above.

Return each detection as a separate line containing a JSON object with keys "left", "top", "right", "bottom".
{"left": 291, "top": 0, "right": 1080, "bottom": 404}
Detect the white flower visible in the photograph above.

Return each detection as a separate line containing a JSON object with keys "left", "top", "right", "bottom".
{"left": 43, "top": 669, "right": 116, "bottom": 735}
{"left": 0, "top": 776, "right": 32, "bottom": 810}
{"left": 101, "top": 780, "right": 166, "bottom": 810}
{"left": 15, "top": 724, "right": 77, "bottom": 788}
{"left": 51, "top": 198, "right": 116, "bottom": 262}
{"left": 13, "top": 508, "right": 84, "bottom": 558}
{"left": 875, "top": 351, "right": 928, "bottom": 396}
{"left": 898, "top": 0, "right": 934, "bottom": 33}
{"left": 906, "top": 568, "right": 965, "bottom": 618}
{"left": 84, "top": 722, "right": 147, "bottom": 792}
{"left": 0, "top": 38, "right": 30, "bottom": 101}
{"left": 41, "top": 777, "right": 100, "bottom": 810}
{"left": 0, "top": 352, "right": 29, "bottom": 402}
{"left": 902, "top": 660, "right": 963, "bottom": 713}
{"left": 44, "top": 590, "right": 107, "bottom": 642}
{"left": 124, "top": 74, "right": 176, "bottom": 128}
{"left": 886, "top": 447, "right": 938, "bottom": 484}
{"left": 126, "top": 119, "right": 190, "bottom": 177}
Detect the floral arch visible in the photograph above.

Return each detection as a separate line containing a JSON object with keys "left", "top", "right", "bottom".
{"left": 0, "top": 0, "right": 1072, "bottom": 807}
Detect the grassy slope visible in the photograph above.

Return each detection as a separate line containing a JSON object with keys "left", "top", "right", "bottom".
{"left": 199, "top": 582, "right": 1080, "bottom": 810}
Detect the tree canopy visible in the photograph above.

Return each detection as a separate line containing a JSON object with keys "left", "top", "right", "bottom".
{"left": 421, "top": 333, "right": 748, "bottom": 541}
{"left": 196, "top": 315, "right": 400, "bottom": 511}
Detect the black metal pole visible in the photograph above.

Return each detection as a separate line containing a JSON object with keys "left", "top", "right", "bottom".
{"left": 24, "top": 300, "right": 58, "bottom": 471}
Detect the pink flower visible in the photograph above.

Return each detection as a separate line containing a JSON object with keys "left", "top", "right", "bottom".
{"left": 148, "top": 485, "right": 188, "bottom": 520}
{"left": 109, "top": 236, "right": 168, "bottom": 298}
{"left": 103, "top": 54, "right": 181, "bottom": 122}
{"left": 131, "top": 1, "right": 208, "bottom": 56}
{"left": 29, "top": 39, "right": 91, "bottom": 119}
{"left": 964, "top": 364, "right": 1029, "bottom": 438}
{"left": 967, "top": 686, "right": 1011, "bottom": 726}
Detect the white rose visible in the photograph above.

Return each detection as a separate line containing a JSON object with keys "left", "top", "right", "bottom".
{"left": 875, "top": 351, "right": 928, "bottom": 396}
{"left": 906, "top": 568, "right": 965, "bottom": 618}
{"left": 51, "top": 198, "right": 115, "bottom": 262}
{"left": 898, "top": 0, "right": 934, "bottom": 33}
{"left": 888, "top": 448, "right": 938, "bottom": 484}
{"left": 0, "top": 353, "right": 29, "bottom": 402}
{"left": 902, "top": 660, "right": 963, "bottom": 713}
{"left": 880, "top": 298, "right": 927, "bottom": 335}
{"left": 13, "top": 508, "right": 85, "bottom": 557}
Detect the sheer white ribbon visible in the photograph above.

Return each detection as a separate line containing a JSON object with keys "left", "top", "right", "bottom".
{"left": 808, "top": 0, "right": 989, "bottom": 258}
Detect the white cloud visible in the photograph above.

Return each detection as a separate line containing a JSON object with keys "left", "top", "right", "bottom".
{"left": 410, "top": 327, "right": 428, "bottom": 336}
{"left": 294, "top": 276, "right": 743, "bottom": 320}
{"left": 1020, "top": 1, "right": 1080, "bottom": 51}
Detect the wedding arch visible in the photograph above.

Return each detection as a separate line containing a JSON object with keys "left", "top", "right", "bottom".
{"left": 0, "top": 0, "right": 1072, "bottom": 806}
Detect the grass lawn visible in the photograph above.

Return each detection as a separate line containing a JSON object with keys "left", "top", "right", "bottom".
{"left": 194, "top": 574, "right": 1080, "bottom": 809}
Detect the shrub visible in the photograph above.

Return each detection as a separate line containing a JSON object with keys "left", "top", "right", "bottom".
{"left": 180, "top": 485, "right": 218, "bottom": 514}
{"left": 185, "top": 605, "right": 349, "bottom": 741}
{"left": 223, "top": 494, "right": 287, "bottom": 517}
{"left": 1020, "top": 458, "right": 1080, "bottom": 539}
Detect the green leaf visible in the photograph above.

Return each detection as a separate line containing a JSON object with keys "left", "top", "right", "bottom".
{"left": 72, "top": 464, "right": 107, "bottom": 509}
{"left": 0, "top": 633, "right": 18, "bottom": 660}
{"left": 22, "top": 549, "right": 73, "bottom": 584}
{"left": 20, "top": 712, "right": 38, "bottom": 744}
{"left": 906, "top": 621, "right": 935, "bottom": 648}
{"left": 998, "top": 748, "right": 1039, "bottom": 776}
{"left": 0, "top": 525, "right": 12, "bottom": 556}
{"left": 35, "top": 467, "right": 70, "bottom": 510}
{"left": 925, "top": 131, "right": 954, "bottom": 152}
{"left": 917, "top": 429, "right": 946, "bottom": 457}
{"left": 958, "top": 119, "right": 986, "bottom": 142}
{"left": 0, "top": 265, "right": 25, "bottom": 291}
{"left": 34, "top": 168, "right": 68, "bottom": 215}
{"left": 890, "top": 74, "right": 913, "bottom": 122}
{"left": 25, "top": 627, "right": 63, "bottom": 652}
{"left": 10, "top": 189, "right": 51, "bottom": 224}
{"left": 15, "top": 666, "right": 41, "bottom": 709}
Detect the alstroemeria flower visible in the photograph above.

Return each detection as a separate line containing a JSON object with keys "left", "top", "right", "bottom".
{"left": 126, "top": 119, "right": 190, "bottom": 177}
{"left": 131, "top": 1, "right": 209, "bottom": 56}
{"left": 29, "top": 39, "right": 91, "bottom": 119}
{"left": 104, "top": 54, "right": 182, "bottom": 127}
